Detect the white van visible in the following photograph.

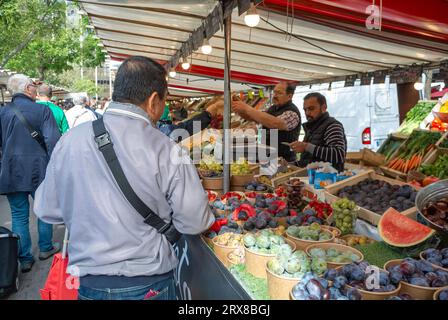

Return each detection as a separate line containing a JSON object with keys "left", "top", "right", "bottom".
{"left": 292, "top": 82, "right": 400, "bottom": 152}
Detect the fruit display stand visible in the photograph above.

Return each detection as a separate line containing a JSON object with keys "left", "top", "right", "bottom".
{"left": 323, "top": 170, "right": 418, "bottom": 226}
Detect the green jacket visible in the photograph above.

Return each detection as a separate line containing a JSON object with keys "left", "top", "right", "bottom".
{"left": 37, "top": 101, "right": 69, "bottom": 134}
{"left": 160, "top": 105, "right": 171, "bottom": 121}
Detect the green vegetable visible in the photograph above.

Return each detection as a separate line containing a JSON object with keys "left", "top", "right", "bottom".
{"left": 311, "top": 257, "right": 328, "bottom": 275}
{"left": 420, "top": 154, "right": 448, "bottom": 179}
{"left": 243, "top": 234, "right": 256, "bottom": 247}
{"left": 398, "top": 102, "right": 436, "bottom": 135}
{"left": 256, "top": 235, "right": 270, "bottom": 249}
{"left": 268, "top": 259, "right": 286, "bottom": 275}
{"left": 230, "top": 264, "right": 270, "bottom": 300}
{"left": 356, "top": 242, "right": 408, "bottom": 267}
{"left": 378, "top": 137, "right": 405, "bottom": 159}
{"left": 440, "top": 139, "right": 448, "bottom": 149}
{"left": 268, "top": 250, "right": 312, "bottom": 277}
{"left": 396, "top": 130, "right": 441, "bottom": 160}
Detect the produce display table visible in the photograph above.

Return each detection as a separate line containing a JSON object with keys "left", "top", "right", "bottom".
{"left": 174, "top": 235, "right": 252, "bottom": 300}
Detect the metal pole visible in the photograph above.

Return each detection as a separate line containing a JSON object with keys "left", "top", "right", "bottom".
{"left": 109, "top": 66, "right": 112, "bottom": 98}
{"left": 424, "top": 70, "right": 433, "bottom": 101}
{"left": 95, "top": 66, "right": 98, "bottom": 101}
{"left": 223, "top": 14, "right": 232, "bottom": 193}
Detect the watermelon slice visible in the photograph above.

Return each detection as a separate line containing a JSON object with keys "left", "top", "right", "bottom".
{"left": 378, "top": 208, "right": 435, "bottom": 247}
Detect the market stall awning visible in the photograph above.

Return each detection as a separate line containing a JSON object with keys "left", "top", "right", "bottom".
{"left": 79, "top": 0, "right": 448, "bottom": 92}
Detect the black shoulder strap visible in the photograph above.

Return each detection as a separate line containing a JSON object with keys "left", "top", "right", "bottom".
{"left": 9, "top": 102, "right": 47, "bottom": 153}
{"left": 92, "top": 118, "right": 180, "bottom": 244}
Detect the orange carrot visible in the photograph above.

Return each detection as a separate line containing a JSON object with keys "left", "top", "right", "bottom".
{"left": 388, "top": 158, "right": 398, "bottom": 168}
{"left": 403, "top": 159, "right": 409, "bottom": 173}
{"left": 394, "top": 159, "right": 403, "bottom": 171}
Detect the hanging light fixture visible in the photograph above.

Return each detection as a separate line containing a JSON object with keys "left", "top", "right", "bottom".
{"left": 169, "top": 68, "right": 177, "bottom": 78}
{"left": 181, "top": 57, "right": 190, "bottom": 70}
{"left": 244, "top": 3, "right": 260, "bottom": 28}
{"left": 201, "top": 39, "right": 212, "bottom": 55}
{"left": 414, "top": 76, "right": 424, "bottom": 91}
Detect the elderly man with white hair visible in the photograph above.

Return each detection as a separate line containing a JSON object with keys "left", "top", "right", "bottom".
{"left": 65, "top": 95, "right": 97, "bottom": 128}
{"left": 0, "top": 74, "right": 61, "bottom": 273}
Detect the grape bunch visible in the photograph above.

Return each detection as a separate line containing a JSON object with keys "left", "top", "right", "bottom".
{"left": 331, "top": 198, "right": 357, "bottom": 235}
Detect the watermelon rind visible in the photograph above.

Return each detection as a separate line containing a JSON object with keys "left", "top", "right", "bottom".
{"left": 378, "top": 208, "right": 436, "bottom": 248}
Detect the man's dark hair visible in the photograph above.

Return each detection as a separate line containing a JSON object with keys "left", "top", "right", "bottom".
{"left": 38, "top": 84, "right": 52, "bottom": 98}
{"left": 112, "top": 56, "right": 167, "bottom": 105}
{"left": 304, "top": 92, "right": 327, "bottom": 106}
{"left": 285, "top": 82, "right": 296, "bottom": 95}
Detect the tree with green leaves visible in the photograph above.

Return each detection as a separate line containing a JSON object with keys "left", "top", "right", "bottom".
{"left": 0, "top": 0, "right": 105, "bottom": 81}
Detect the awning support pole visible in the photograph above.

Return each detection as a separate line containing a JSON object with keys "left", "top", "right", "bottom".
{"left": 223, "top": 12, "right": 232, "bottom": 193}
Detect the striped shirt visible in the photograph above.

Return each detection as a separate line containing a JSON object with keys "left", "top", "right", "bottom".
{"left": 306, "top": 122, "right": 347, "bottom": 166}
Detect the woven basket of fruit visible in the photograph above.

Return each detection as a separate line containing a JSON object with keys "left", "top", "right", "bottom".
{"left": 212, "top": 233, "right": 244, "bottom": 267}
{"left": 226, "top": 247, "right": 245, "bottom": 268}
{"left": 243, "top": 231, "right": 296, "bottom": 279}
{"left": 384, "top": 258, "right": 448, "bottom": 300}
{"left": 420, "top": 248, "right": 448, "bottom": 272}
{"left": 433, "top": 286, "right": 448, "bottom": 300}
{"left": 339, "top": 234, "right": 376, "bottom": 247}
{"left": 266, "top": 249, "right": 329, "bottom": 300}
{"left": 327, "top": 262, "right": 402, "bottom": 300}
{"left": 306, "top": 243, "right": 363, "bottom": 269}
{"left": 321, "top": 226, "right": 342, "bottom": 238}
{"left": 285, "top": 223, "right": 335, "bottom": 251}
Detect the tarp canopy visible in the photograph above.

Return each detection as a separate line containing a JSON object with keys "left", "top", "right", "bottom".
{"left": 79, "top": 0, "right": 448, "bottom": 95}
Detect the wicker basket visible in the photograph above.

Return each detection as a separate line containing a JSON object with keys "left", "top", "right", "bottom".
{"left": 305, "top": 243, "right": 364, "bottom": 269}
{"left": 285, "top": 230, "right": 335, "bottom": 251}
{"left": 244, "top": 238, "right": 296, "bottom": 279}
{"left": 384, "top": 259, "right": 441, "bottom": 300}
{"left": 266, "top": 265, "right": 300, "bottom": 300}
{"left": 212, "top": 237, "right": 242, "bottom": 268}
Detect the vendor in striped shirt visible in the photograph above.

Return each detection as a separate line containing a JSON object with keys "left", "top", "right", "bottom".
{"left": 291, "top": 92, "right": 347, "bottom": 172}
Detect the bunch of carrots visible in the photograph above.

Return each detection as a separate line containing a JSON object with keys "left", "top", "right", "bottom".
{"left": 387, "top": 152, "right": 424, "bottom": 173}
{"left": 386, "top": 130, "right": 441, "bottom": 174}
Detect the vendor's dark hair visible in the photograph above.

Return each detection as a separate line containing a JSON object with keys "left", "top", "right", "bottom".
{"left": 278, "top": 81, "right": 296, "bottom": 95}
{"left": 112, "top": 56, "right": 167, "bottom": 105}
{"left": 304, "top": 92, "right": 327, "bottom": 106}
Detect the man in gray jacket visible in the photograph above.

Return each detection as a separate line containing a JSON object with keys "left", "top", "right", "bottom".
{"left": 34, "top": 56, "right": 215, "bottom": 300}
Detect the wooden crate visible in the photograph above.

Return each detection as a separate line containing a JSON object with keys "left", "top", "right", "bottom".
{"left": 379, "top": 166, "right": 408, "bottom": 181}
{"left": 257, "top": 165, "right": 307, "bottom": 188}
{"left": 435, "top": 130, "right": 448, "bottom": 150}
{"left": 346, "top": 149, "right": 385, "bottom": 167}
{"left": 361, "top": 148, "right": 386, "bottom": 167}
{"left": 324, "top": 169, "right": 418, "bottom": 226}
{"left": 346, "top": 152, "right": 363, "bottom": 162}
{"left": 377, "top": 133, "right": 407, "bottom": 156}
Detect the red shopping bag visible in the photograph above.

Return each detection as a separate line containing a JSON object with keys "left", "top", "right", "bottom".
{"left": 40, "top": 229, "right": 78, "bottom": 300}
{"left": 40, "top": 252, "right": 78, "bottom": 300}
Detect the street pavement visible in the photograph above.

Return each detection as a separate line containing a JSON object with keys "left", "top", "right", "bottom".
{"left": 0, "top": 195, "right": 64, "bottom": 300}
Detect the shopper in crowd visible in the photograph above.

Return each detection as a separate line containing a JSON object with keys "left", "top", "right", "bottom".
{"left": 63, "top": 99, "right": 75, "bottom": 112}
{"left": 37, "top": 84, "right": 69, "bottom": 135}
{"left": 290, "top": 92, "right": 347, "bottom": 172}
{"left": 95, "top": 97, "right": 109, "bottom": 116}
{"left": 171, "top": 101, "right": 188, "bottom": 124}
{"left": 65, "top": 95, "right": 98, "bottom": 128}
{"left": 159, "top": 98, "right": 224, "bottom": 141}
{"left": 34, "top": 56, "right": 214, "bottom": 300}
{"left": 0, "top": 74, "right": 61, "bottom": 273}
{"left": 231, "top": 81, "right": 301, "bottom": 162}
